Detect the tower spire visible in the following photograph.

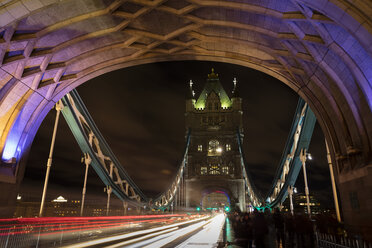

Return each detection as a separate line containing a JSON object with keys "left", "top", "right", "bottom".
{"left": 187, "top": 79, "right": 195, "bottom": 99}
{"left": 232, "top": 77, "right": 240, "bottom": 98}
{"left": 208, "top": 68, "right": 219, "bottom": 79}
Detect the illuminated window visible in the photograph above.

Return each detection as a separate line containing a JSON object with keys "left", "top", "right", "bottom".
{"left": 222, "top": 166, "right": 229, "bottom": 175}
{"left": 209, "top": 165, "right": 220, "bottom": 175}
{"left": 201, "top": 167, "right": 207, "bottom": 175}
{"left": 208, "top": 140, "right": 222, "bottom": 156}
{"left": 198, "top": 145, "right": 203, "bottom": 152}
{"left": 226, "top": 144, "right": 231, "bottom": 151}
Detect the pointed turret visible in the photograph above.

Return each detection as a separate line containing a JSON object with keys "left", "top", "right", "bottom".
{"left": 231, "top": 77, "right": 242, "bottom": 111}
{"left": 186, "top": 80, "right": 195, "bottom": 99}
{"left": 232, "top": 78, "right": 240, "bottom": 98}
{"left": 186, "top": 80, "right": 196, "bottom": 112}
{"left": 194, "top": 68, "right": 232, "bottom": 110}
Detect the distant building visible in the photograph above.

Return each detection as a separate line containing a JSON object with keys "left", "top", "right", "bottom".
{"left": 294, "top": 193, "right": 322, "bottom": 215}
{"left": 14, "top": 195, "right": 80, "bottom": 217}
{"left": 14, "top": 195, "right": 124, "bottom": 217}
{"left": 281, "top": 192, "right": 326, "bottom": 215}
{"left": 185, "top": 69, "right": 246, "bottom": 211}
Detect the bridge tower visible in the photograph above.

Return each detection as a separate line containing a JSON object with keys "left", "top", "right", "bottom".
{"left": 185, "top": 69, "right": 246, "bottom": 211}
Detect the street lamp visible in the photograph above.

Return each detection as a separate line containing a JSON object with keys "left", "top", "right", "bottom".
{"left": 300, "top": 148, "right": 312, "bottom": 216}
{"left": 80, "top": 153, "right": 91, "bottom": 216}
{"left": 288, "top": 186, "right": 297, "bottom": 215}
{"left": 39, "top": 101, "right": 63, "bottom": 217}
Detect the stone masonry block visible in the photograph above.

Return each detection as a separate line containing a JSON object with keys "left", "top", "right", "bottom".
{"left": 0, "top": 1, "right": 13, "bottom": 7}
{"left": 6, "top": 1, "right": 29, "bottom": 19}
{"left": 322, "top": 2, "right": 345, "bottom": 22}
{"left": 39, "top": 0, "right": 58, "bottom": 6}
{"left": 0, "top": 8, "right": 15, "bottom": 27}
{"left": 21, "top": 0, "right": 43, "bottom": 12}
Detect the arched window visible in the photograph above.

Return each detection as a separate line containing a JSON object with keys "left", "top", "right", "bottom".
{"left": 209, "top": 165, "right": 220, "bottom": 175}
{"left": 208, "top": 140, "right": 222, "bottom": 156}
{"left": 226, "top": 144, "right": 231, "bottom": 151}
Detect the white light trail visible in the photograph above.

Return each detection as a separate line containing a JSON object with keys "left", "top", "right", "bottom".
{"left": 141, "top": 219, "right": 210, "bottom": 248}
{"left": 104, "top": 227, "right": 178, "bottom": 248}
{"left": 176, "top": 214, "right": 225, "bottom": 247}
{"left": 62, "top": 216, "right": 209, "bottom": 248}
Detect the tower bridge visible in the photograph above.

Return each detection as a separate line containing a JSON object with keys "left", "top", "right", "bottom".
{"left": 57, "top": 69, "right": 315, "bottom": 213}
{"left": 0, "top": 0, "right": 371, "bottom": 242}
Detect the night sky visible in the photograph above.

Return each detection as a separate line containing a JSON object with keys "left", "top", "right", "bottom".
{"left": 20, "top": 61, "right": 333, "bottom": 209}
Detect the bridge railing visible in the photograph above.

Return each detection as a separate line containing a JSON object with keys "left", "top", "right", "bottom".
{"left": 316, "top": 232, "right": 372, "bottom": 248}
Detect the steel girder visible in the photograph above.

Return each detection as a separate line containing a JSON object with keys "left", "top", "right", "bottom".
{"left": 61, "top": 89, "right": 190, "bottom": 210}
{"left": 61, "top": 90, "right": 146, "bottom": 207}
{"left": 237, "top": 98, "right": 316, "bottom": 209}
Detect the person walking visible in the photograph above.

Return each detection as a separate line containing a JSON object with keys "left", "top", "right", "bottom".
{"left": 253, "top": 210, "right": 268, "bottom": 248}
{"left": 273, "top": 208, "right": 285, "bottom": 247}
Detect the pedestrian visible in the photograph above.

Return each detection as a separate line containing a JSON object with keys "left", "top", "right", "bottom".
{"left": 252, "top": 209, "right": 268, "bottom": 248}
{"left": 273, "top": 208, "right": 285, "bottom": 247}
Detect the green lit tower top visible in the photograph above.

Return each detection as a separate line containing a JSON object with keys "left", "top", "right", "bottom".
{"left": 185, "top": 68, "right": 243, "bottom": 133}
{"left": 194, "top": 68, "right": 232, "bottom": 109}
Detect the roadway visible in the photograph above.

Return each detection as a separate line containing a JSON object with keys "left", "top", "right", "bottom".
{"left": 0, "top": 213, "right": 225, "bottom": 248}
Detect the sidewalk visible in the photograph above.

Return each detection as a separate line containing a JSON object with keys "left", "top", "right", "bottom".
{"left": 220, "top": 217, "right": 277, "bottom": 248}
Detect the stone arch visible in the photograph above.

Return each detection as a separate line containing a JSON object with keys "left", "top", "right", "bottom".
{"left": 0, "top": 0, "right": 371, "bottom": 238}
{"left": 201, "top": 188, "right": 232, "bottom": 208}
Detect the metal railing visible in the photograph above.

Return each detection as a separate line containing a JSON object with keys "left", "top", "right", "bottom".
{"left": 316, "top": 232, "right": 372, "bottom": 248}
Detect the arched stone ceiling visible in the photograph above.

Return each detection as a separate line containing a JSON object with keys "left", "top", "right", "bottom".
{"left": 0, "top": 0, "right": 371, "bottom": 182}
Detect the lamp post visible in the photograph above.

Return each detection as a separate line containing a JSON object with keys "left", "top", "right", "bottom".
{"left": 80, "top": 153, "right": 91, "bottom": 216}
{"left": 39, "top": 101, "right": 63, "bottom": 217}
{"left": 300, "top": 148, "right": 312, "bottom": 216}
{"left": 288, "top": 186, "right": 294, "bottom": 215}
{"left": 325, "top": 139, "right": 341, "bottom": 222}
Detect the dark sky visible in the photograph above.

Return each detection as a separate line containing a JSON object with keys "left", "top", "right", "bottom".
{"left": 20, "top": 61, "right": 334, "bottom": 208}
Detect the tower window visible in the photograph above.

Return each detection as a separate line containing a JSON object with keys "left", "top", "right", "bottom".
{"left": 209, "top": 165, "right": 220, "bottom": 175}
{"left": 201, "top": 167, "right": 207, "bottom": 175}
{"left": 226, "top": 144, "right": 231, "bottom": 151}
{"left": 208, "top": 140, "right": 222, "bottom": 156}
{"left": 198, "top": 145, "right": 203, "bottom": 152}
{"left": 222, "top": 166, "right": 229, "bottom": 175}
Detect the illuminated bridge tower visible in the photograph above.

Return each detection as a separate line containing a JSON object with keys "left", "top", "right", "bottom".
{"left": 185, "top": 69, "right": 246, "bottom": 211}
